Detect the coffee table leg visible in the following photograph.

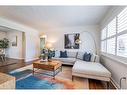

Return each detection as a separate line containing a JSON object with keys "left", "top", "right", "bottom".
{"left": 53, "top": 71, "right": 55, "bottom": 79}
{"left": 61, "top": 66, "right": 62, "bottom": 72}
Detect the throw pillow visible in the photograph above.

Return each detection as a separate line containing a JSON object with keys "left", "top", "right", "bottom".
{"left": 54, "top": 50, "right": 60, "bottom": 58}
{"left": 60, "top": 51, "right": 68, "bottom": 58}
{"left": 83, "top": 52, "right": 91, "bottom": 62}
{"left": 76, "top": 52, "right": 84, "bottom": 60}
{"left": 52, "top": 50, "right": 55, "bottom": 57}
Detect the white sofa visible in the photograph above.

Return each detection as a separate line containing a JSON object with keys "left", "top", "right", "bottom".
{"left": 52, "top": 51, "right": 100, "bottom": 65}
{"left": 72, "top": 60, "right": 111, "bottom": 82}
{"left": 52, "top": 51, "right": 78, "bottom": 65}
{"left": 52, "top": 50, "right": 111, "bottom": 86}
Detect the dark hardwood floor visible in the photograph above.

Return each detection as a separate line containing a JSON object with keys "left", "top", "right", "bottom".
{"left": 0, "top": 58, "right": 115, "bottom": 89}
{"left": 0, "top": 58, "right": 29, "bottom": 73}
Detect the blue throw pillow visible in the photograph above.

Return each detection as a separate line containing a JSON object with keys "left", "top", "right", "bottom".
{"left": 52, "top": 50, "right": 55, "bottom": 57}
{"left": 60, "top": 51, "right": 68, "bottom": 58}
{"left": 83, "top": 52, "right": 91, "bottom": 62}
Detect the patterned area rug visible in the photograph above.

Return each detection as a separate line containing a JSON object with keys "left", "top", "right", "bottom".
{"left": 9, "top": 64, "right": 89, "bottom": 89}
{"left": 10, "top": 70, "right": 74, "bottom": 89}
{"left": 15, "top": 74, "right": 71, "bottom": 89}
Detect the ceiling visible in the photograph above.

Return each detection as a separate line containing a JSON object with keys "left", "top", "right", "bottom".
{"left": 0, "top": 6, "right": 112, "bottom": 32}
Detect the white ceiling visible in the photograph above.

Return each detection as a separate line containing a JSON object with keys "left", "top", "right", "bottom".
{"left": 0, "top": 6, "right": 112, "bottom": 32}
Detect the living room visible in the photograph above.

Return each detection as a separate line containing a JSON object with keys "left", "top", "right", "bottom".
{"left": 0, "top": 3, "right": 127, "bottom": 94}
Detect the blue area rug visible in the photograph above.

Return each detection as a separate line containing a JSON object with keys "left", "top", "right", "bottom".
{"left": 16, "top": 75, "right": 64, "bottom": 89}
{"left": 9, "top": 70, "right": 65, "bottom": 89}
{"left": 10, "top": 69, "right": 32, "bottom": 79}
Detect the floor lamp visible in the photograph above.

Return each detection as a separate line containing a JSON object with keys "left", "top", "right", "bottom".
{"left": 75, "top": 31, "right": 97, "bottom": 55}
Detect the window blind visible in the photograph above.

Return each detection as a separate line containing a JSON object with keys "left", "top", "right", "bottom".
{"left": 117, "top": 34, "right": 127, "bottom": 57}
{"left": 107, "top": 18, "right": 116, "bottom": 37}
{"left": 107, "top": 37, "right": 116, "bottom": 55}
{"left": 101, "top": 7, "right": 127, "bottom": 59}
{"left": 118, "top": 8, "right": 127, "bottom": 33}
{"left": 101, "top": 27, "right": 107, "bottom": 40}
{"left": 101, "top": 40, "right": 107, "bottom": 52}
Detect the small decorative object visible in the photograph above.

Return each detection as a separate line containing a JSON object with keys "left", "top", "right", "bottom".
{"left": 12, "top": 36, "right": 17, "bottom": 46}
{"left": 64, "top": 33, "right": 80, "bottom": 49}
{"left": 40, "top": 54, "right": 48, "bottom": 62}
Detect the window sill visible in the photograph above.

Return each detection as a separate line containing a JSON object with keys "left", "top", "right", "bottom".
{"left": 101, "top": 52, "right": 127, "bottom": 67}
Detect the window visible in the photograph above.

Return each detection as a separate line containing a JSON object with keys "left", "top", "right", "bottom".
{"left": 118, "top": 8, "right": 127, "bottom": 33}
{"left": 101, "top": 40, "right": 106, "bottom": 52}
{"left": 117, "top": 34, "right": 127, "bottom": 57}
{"left": 107, "top": 38, "right": 116, "bottom": 54}
{"left": 101, "top": 18, "right": 116, "bottom": 54}
{"left": 101, "top": 7, "right": 127, "bottom": 58}
{"left": 101, "top": 28, "right": 107, "bottom": 40}
{"left": 107, "top": 18, "right": 116, "bottom": 37}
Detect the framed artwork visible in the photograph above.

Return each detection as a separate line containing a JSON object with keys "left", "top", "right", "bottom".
{"left": 12, "top": 36, "right": 17, "bottom": 46}
{"left": 64, "top": 33, "right": 80, "bottom": 49}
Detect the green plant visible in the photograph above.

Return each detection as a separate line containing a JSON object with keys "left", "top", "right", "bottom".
{"left": 0, "top": 38, "right": 9, "bottom": 49}
{"left": 40, "top": 48, "right": 55, "bottom": 60}
{"left": 48, "top": 49, "right": 55, "bottom": 59}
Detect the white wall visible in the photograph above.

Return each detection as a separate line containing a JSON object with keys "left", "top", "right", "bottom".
{"left": 6, "top": 31, "right": 23, "bottom": 59}
{"left": 25, "top": 32, "right": 40, "bottom": 62}
{"left": 0, "top": 17, "right": 40, "bottom": 62}
{"left": 41, "top": 25, "right": 100, "bottom": 54}
{"left": 0, "top": 31, "right": 6, "bottom": 39}
{"left": 100, "top": 6, "right": 127, "bottom": 89}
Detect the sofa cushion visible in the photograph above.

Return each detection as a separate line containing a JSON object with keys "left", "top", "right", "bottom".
{"left": 72, "top": 60, "right": 111, "bottom": 78}
{"left": 83, "top": 52, "right": 91, "bottom": 62}
{"left": 54, "top": 50, "right": 60, "bottom": 58}
{"left": 60, "top": 51, "right": 67, "bottom": 58}
{"left": 52, "top": 57, "right": 76, "bottom": 63}
{"left": 67, "top": 51, "right": 77, "bottom": 58}
{"left": 76, "top": 52, "right": 84, "bottom": 60}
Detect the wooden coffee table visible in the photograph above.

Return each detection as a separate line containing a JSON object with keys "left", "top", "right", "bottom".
{"left": 33, "top": 60, "right": 62, "bottom": 79}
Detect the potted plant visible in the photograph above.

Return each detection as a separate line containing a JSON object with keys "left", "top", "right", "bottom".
{"left": 40, "top": 48, "right": 48, "bottom": 61}
{"left": 0, "top": 38, "right": 9, "bottom": 54}
{"left": 47, "top": 49, "right": 55, "bottom": 60}
{"left": 40, "top": 48, "right": 55, "bottom": 61}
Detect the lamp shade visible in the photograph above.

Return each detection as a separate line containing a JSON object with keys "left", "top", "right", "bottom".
{"left": 40, "top": 34, "right": 47, "bottom": 38}
{"left": 45, "top": 42, "right": 52, "bottom": 49}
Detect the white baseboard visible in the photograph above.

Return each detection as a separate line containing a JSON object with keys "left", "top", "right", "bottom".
{"left": 25, "top": 58, "right": 39, "bottom": 62}
{"left": 7, "top": 57, "right": 39, "bottom": 62}
{"left": 6, "top": 57, "right": 24, "bottom": 60}
{"left": 111, "top": 77, "right": 120, "bottom": 89}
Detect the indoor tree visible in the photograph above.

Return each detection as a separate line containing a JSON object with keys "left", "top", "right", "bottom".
{"left": 0, "top": 38, "right": 9, "bottom": 54}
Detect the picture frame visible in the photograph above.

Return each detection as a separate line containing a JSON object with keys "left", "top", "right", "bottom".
{"left": 12, "top": 36, "right": 17, "bottom": 47}
{"left": 64, "top": 33, "right": 80, "bottom": 49}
